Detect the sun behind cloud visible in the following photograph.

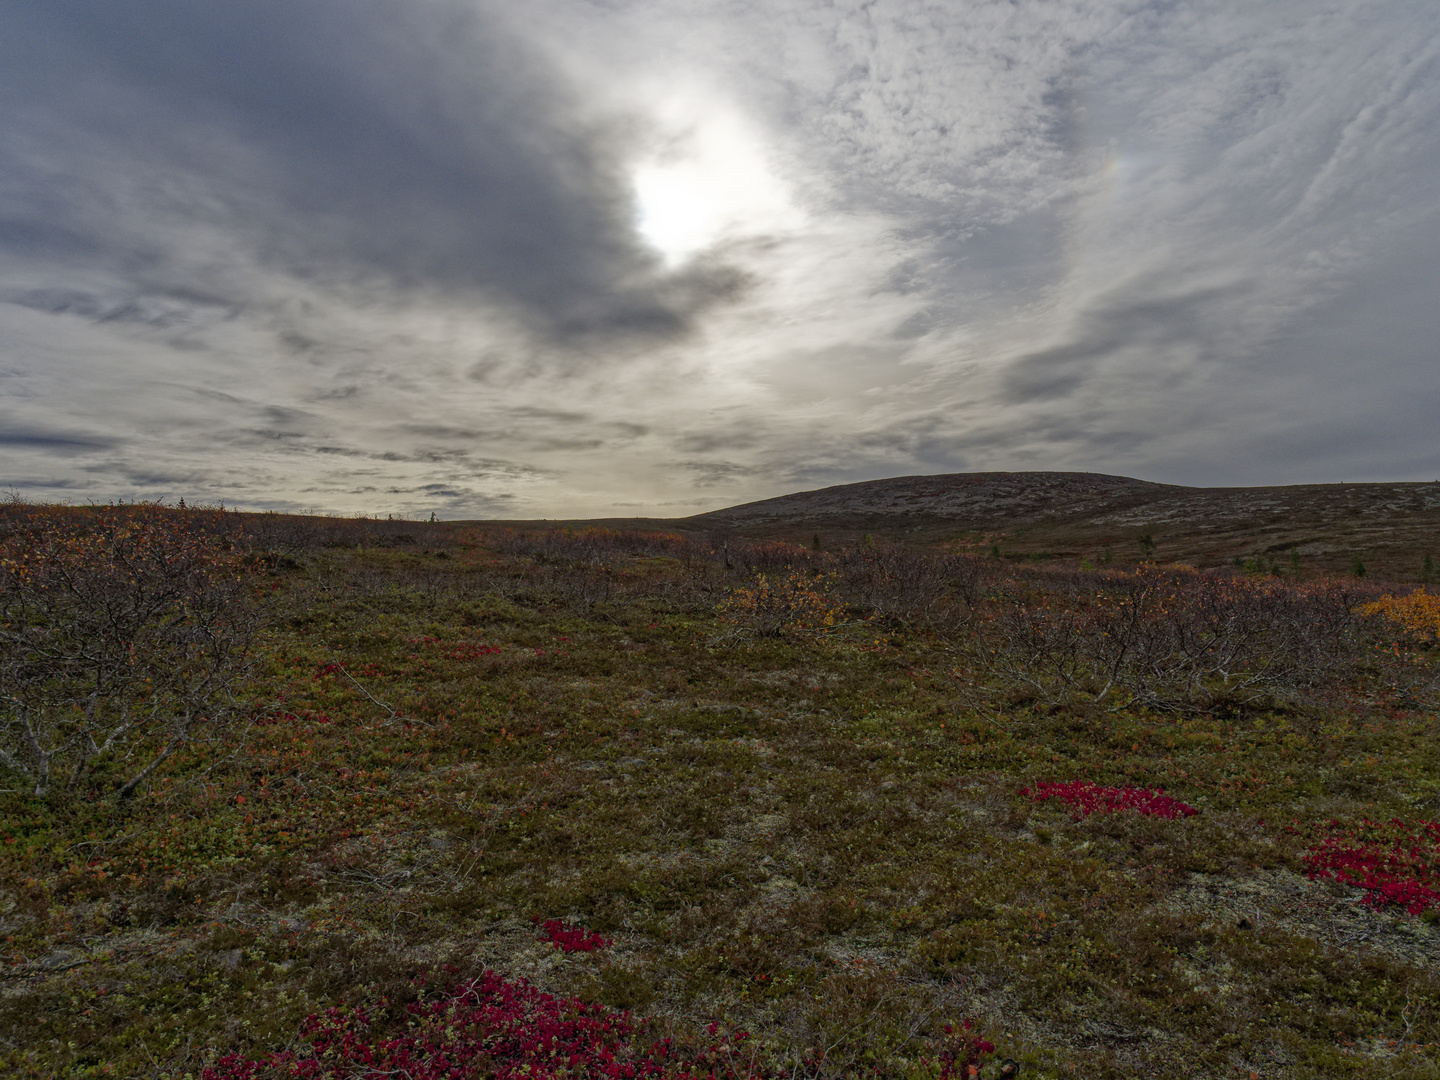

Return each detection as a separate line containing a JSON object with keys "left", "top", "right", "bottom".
{"left": 631, "top": 98, "right": 804, "bottom": 263}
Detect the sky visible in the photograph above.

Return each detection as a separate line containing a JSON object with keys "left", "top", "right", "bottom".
{"left": 1, "top": 0, "right": 1438, "bottom": 518}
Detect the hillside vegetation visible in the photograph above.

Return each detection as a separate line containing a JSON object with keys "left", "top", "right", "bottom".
{"left": 680, "top": 472, "right": 1440, "bottom": 583}
{"left": 2, "top": 501, "right": 1439, "bottom": 1079}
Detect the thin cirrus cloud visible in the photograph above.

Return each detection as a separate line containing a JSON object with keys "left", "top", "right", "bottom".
{"left": 0, "top": 0, "right": 1437, "bottom": 517}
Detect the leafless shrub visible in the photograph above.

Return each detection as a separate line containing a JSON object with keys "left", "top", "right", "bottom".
{"left": 0, "top": 504, "right": 263, "bottom": 799}
{"left": 830, "top": 542, "right": 990, "bottom": 633}
{"left": 724, "top": 539, "right": 824, "bottom": 576}
{"left": 974, "top": 565, "right": 1389, "bottom": 712}
{"left": 489, "top": 526, "right": 699, "bottom": 566}
{"left": 239, "top": 512, "right": 455, "bottom": 557}
{"left": 479, "top": 527, "right": 729, "bottom": 613}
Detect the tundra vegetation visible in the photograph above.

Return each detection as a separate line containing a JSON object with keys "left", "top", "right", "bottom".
{"left": 1, "top": 502, "right": 1438, "bottom": 1079}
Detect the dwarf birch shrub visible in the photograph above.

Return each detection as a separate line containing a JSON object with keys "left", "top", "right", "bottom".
{"left": 491, "top": 525, "right": 697, "bottom": 565}
{"left": 0, "top": 503, "right": 261, "bottom": 799}
{"left": 1358, "top": 588, "right": 1440, "bottom": 644}
{"left": 978, "top": 565, "right": 1379, "bottom": 711}
{"left": 831, "top": 541, "right": 982, "bottom": 632}
{"left": 718, "top": 569, "right": 843, "bottom": 637}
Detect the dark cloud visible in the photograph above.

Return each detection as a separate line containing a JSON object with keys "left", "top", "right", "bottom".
{"left": 3, "top": 287, "right": 238, "bottom": 329}
{"left": 393, "top": 414, "right": 644, "bottom": 451}
{"left": 2, "top": 477, "right": 86, "bottom": 493}
{"left": 0, "top": 427, "right": 118, "bottom": 453}
{"left": 507, "top": 407, "right": 593, "bottom": 424}
{"left": 679, "top": 460, "right": 757, "bottom": 487}
{"left": 0, "top": 1, "right": 741, "bottom": 341}
{"left": 1002, "top": 282, "right": 1244, "bottom": 403}
{"left": 106, "top": 467, "right": 212, "bottom": 488}
{"left": 391, "top": 424, "right": 485, "bottom": 441}
{"left": 260, "top": 406, "right": 319, "bottom": 428}
{"left": 676, "top": 431, "right": 755, "bottom": 454}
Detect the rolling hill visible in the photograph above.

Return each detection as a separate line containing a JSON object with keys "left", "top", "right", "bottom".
{"left": 679, "top": 471, "right": 1440, "bottom": 581}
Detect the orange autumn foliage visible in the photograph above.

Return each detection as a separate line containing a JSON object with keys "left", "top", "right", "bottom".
{"left": 1358, "top": 589, "right": 1440, "bottom": 642}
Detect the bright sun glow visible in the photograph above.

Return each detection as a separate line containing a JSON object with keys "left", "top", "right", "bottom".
{"left": 632, "top": 102, "right": 803, "bottom": 263}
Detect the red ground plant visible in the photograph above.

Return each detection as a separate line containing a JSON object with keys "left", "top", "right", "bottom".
{"left": 933, "top": 1019, "right": 996, "bottom": 1079}
{"left": 535, "top": 916, "right": 611, "bottom": 953}
{"left": 1023, "top": 780, "right": 1199, "bottom": 821}
{"left": 202, "top": 972, "right": 755, "bottom": 1080}
{"left": 1298, "top": 817, "right": 1440, "bottom": 915}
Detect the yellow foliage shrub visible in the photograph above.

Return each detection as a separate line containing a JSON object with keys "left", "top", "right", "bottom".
{"left": 1357, "top": 589, "right": 1440, "bottom": 641}
{"left": 718, "top": 570, "right": 844, "bottom": 636}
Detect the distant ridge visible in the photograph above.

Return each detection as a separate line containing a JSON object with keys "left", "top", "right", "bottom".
{"left": 677, "top": 471, "right": 1440, "bottom": 579}
{"left": 685, "top": 471, "right": 1185, "bottom": 529}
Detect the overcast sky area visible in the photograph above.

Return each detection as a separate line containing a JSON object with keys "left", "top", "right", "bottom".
{"left": 1, "top": 1, "right": 1437, "bottom": 518}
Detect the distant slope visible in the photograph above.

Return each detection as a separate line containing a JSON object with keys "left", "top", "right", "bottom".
{"left": 686, "top": 471, "right": 1183, "bottom": 530}
{"left": 679, "top": 471, "right": 1440, "bottom": 580}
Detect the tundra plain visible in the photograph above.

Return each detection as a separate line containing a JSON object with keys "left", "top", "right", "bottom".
{"left": 2, "top": 476, "right": 1438, "bottom": 1079}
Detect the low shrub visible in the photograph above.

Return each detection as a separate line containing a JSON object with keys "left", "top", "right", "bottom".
{"left": 1358, "top": 588, "right": 1440, "bottom": 643}
{"left": 717, "top": 570, "right": 843, "bottom": 637}
{"left": 933, "top": 1019, "right": 997, "bottom": 1079}
{"left": 0, "top": 503, "right": 261, "bottom": 799}
{"left": 979, "top": 565, "right": 1380, "bottom": 711}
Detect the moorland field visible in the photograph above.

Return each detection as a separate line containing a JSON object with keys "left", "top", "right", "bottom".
{"left": 2, "top": 474, "right": 1439, "bottom": 1079}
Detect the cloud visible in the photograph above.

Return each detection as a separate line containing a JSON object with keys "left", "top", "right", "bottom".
{"left": 0, "top": 1, "right": 744, "bottom": 342}
{"left": 2, "top": 0, "right": 1439, "bottom": 514}
{"left": 0, "top": 426, "right": 118, "bottom": 453}
{"left": 678, "top": 459, "right": 758, "bottom": 487}
{"left": 1001, "top": 280, "right": 1246, "bottom": 403}
{"left": 7, "top": 287, "right": 217, "bottom": 324}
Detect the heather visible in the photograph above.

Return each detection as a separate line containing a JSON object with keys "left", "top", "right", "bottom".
{"left": 2, "top": 504, "right": 1438, "bottom": 1079}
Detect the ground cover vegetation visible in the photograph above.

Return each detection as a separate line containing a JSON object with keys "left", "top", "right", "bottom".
{"left": 2, "top": 501, "right": 1438, "bottom": 1078}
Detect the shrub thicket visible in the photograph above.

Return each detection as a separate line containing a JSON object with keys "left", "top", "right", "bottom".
{"left": 0, "top": 503, "right": 261, "bottom": 798}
